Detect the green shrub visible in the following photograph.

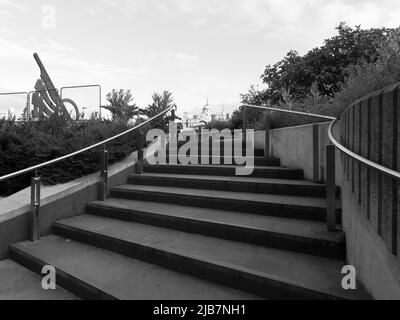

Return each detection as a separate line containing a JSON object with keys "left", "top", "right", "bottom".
{"left": 205, "top": 120, "right": 230, "bottom": 131}
{"left": 0, "top": 116, "right": 139, "bottom": 197}
{"left": 323, "top": 28, "right": 400, "bottom": 116}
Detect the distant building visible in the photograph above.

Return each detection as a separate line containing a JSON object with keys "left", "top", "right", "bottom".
{"left": 182, "top": 100, "right": 231, "bottom": 129}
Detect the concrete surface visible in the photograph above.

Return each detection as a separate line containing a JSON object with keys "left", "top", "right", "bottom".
{"left": 342, "top": 179, "right": 400, "bottom": 299}
{"left": 254, "top": 122, "right": 343, "bottom": 185}
{"left": 0, "top": 259, "right": 77, "bottom": 300}
{"left": 0, "top": 142, "right": 160, "bottom": 260}
{"left": 52, "top": 214, "right": 369, "bottom": 299}
{"left": 11, "top": 235, "right": 259, "bottom": 300}
{"left": 88, "top": 198, "right": 340, "bottom": 242}
{"left": 112, "top": 184, "right": 340, "bottom": 209}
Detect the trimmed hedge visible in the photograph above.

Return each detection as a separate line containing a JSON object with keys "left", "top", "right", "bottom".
{"left": 0, "top": 116, "right": 139, "bottom": 197}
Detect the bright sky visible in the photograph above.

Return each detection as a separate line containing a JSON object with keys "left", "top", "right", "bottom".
{"left": 0, "top": 0, "right": 399, "bottom": 118}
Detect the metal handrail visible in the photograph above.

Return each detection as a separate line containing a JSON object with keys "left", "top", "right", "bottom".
{"left": 60, "top": 85, "right": 102, "bottom": 118}
{"left": 0, "top": 105, "right": 175, "bottom": 183}
{"left": 241, "top": 104, "right": 336, "bottom": 121}
{"left": 327, "top": 119, "right": 400, "bottom": 180}
{"left": 241, "top": 103, "right": 400, "bottom": 180}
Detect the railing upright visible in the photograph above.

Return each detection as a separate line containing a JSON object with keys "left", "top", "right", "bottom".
{"left": 242, "top": 106, "right": 248, "bottom": 141}
{"left": 136, "top": 129, "right": 145, "bottom": 174}
{"left": 30, "top": 173, "right": 41, "bottom": 241}
{"left": 264, "top": 110, "right": 270, "bottom": 157}
{"left": 326, "top": 145, "right": 337, "bottom": 231}
{"left": 99, "top": 147, "right": 109, "bottom": 201}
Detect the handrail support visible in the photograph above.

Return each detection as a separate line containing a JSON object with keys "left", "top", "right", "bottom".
{"left": 264, "top": 110, "right": 270, "bottom": 157}
{"left": 99, "top": 147, "right": 109, "bottom": 201}
{"left": 30, "top": 174, "right": 41, "bottom": 241}
{"left": 137, "top": 129, "right": 144, "bottom": 174}
{"left": 326, "top": 145, "right": 337, "bottom": 231}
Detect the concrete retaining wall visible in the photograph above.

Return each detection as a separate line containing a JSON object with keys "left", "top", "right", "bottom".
{"left": 254, "top": 121, "right": 343, "bottom": 185}
{"left": 340, "top": 82, "right": 400, "bottom": 299}
{"left": 0, "top": 141, "right": 159, "bottom": 260}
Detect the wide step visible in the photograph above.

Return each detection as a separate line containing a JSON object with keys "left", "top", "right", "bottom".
{"left": 128, "top": 173, "right": 339, "bottom": 197}
{"left": 144, "top": 164, "right": 304, "bottom": 180}
{"left": 10, "top": 235, "right": 259, "bottom": 300}
{"left": 87, "top": 198, "right": 345, "bottom": 259}
{"left": 52, "top": 215, "right": 369, "bottom": 300}
{"left": 0, "top": 259, "right": 77, "bottom": 300}
{"left": 110, "top": 185, "right": 341, "bottom": 222}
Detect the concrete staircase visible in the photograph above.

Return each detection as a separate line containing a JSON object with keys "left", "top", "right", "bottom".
{"left": 7, "top": 144, "right": 370, "bottom": 300}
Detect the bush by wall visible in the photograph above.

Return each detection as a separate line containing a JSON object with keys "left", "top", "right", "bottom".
{"left": 0, "top": 115, "right": 139, "bottom": 197}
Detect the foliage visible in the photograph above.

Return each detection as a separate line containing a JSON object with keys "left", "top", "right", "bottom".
{"left": 260, "top": 24, "right": 395, "bottom": 104}
{"left": 102, "top": 89, "right": 140, "bottom": 124}
{"left": 232, "top": 24, "right": 399, "bottom": 129}
{"left": 141, "top": 91, "right": 176, "bottom": 131}
{"left": 324, "top": 28, "right": 400, "bottom": 116}
{"left": 205, "top": 120, "right": 231, "bottom": 131}
{"left": 0, "top": 116, "right": 138, "bottom": 196}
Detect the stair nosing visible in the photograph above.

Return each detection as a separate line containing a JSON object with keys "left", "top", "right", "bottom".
{"left": 111, "top": 184, "right": 336, "bottom": 209}
{"left": 53, "top": 219, "right": 352, "bottom": 300}
{"left": 87, "top": 200, "right": 342, "bottom": 245}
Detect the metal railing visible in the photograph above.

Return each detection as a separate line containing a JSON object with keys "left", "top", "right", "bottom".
{"left": 0, "top": 105, "right": 176, "bottom": 241}
{"left": 60, "top": 85, "right": 102, "bottom": 119}
{"left": 241, "top": 103, "right": 400, "bottom": 232}
{"left": 0, "top": 84, "right": 102, "bottom": 121}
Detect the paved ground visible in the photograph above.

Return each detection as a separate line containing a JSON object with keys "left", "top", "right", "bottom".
{"left": 0, "top": 259, "right": 78, "bottom": 300}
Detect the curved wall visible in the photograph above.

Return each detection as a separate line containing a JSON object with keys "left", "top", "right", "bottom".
{"left": 341, "top": 82, "right": 400, "bottom": 299}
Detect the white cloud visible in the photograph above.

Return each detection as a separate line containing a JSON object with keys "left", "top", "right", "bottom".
{"left": 90, "top": 0, "right": 400, "bottom": 34}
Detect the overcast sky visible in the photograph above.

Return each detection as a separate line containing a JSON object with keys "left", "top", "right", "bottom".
{"left": 0, "top": 0, "right": 399, "bottom": 117}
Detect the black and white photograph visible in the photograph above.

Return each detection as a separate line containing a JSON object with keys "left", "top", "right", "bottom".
{"left": 0, "top": 0, "right": 399, "bottom": 309}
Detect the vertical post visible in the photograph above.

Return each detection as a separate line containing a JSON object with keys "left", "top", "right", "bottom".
{"left": 26, "top": 93, "right": 31, "bottom": 121}
{"left": 137, "top": 129, "right": 144, "bottom": 174}
{"left": 312, "top": 123, "right": 320, "bottom": 182}
{"left": 326, "top": 145, "right": 337, "bottom": 231}
{"left": 99, "top": 147, "right": 108, "bottom": 201}
{"left": 243, "top": 106, "right": 247, "bottom": 141}
{"left": 30, "top": 174, "right": 41, "bottom": 241}
{"left": 264, "top": 111, "right": 270, "bottom": 157}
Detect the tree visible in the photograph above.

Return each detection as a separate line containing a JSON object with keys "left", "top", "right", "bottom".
{"left": 260, "top": 24, "right": 395, "bottom": 105}
{"left": 141, "top": 91, "right": 176, "bottom": 130}
{"left": 102, "top": 89, "right": 140, "bottom": 123}
{"left": 232, "top": 24, "right": 397, "bottom": 129}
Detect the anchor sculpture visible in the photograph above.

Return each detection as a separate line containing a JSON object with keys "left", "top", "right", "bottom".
{"left": 32, "top": 53, "right": 80, "bottom": 120}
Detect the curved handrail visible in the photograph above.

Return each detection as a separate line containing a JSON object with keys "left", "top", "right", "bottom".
{"left": 241, "top": 104, "right": 400, "bottom": 180}
{"left": 0, "top": 105, "right": 175, "bottom": 183}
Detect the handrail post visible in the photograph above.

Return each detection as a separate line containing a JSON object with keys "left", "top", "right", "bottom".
{"left": 243, "top": 106, "right": 247, "bottom": 140}
{"left": 326, "top": 145, "right": 337, "bottom": 231}
{"left": 312, "top": 123, "right": 320, "bottom": 182}
{"left": 264, "top": 110, "right": 270, "bottom": 157}
{"left": 30, "top": 174, "right": 41, "bottom": 241}
{"left": 137, "top": 129, "right": 144, "bottom": 174}
{"left": 99, "top": 147, "right": 108, "bottom": 201}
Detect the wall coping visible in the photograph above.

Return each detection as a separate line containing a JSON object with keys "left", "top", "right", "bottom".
{"left": 0, "top": 140, "right": 160, "bottom": 225}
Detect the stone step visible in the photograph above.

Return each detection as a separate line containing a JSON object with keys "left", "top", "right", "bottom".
{"left": 51, "top": 215, "right": 369, "bottom": 300}
{"left": 150, "top": 156, "right": 280, "bottom": 166}
{"left": 86, "top": 198, "right": 345, "bottom": 259}
{"left": 143, "top": 164, "right": 304, "bottom": 180}
{"left": 128, "top": 173, "right": 339, "bottom": 198}
{"left": 166, "top": 149, "right": 266, "bottom": 157}
{"left": 110, "top": 185, "right": 341, "bottom": 223}
{"left": 10, "top": 235, "right": 259, "bottom": 300}
{"left": 0, "top": 259, "right": 78, "bottom": 300}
